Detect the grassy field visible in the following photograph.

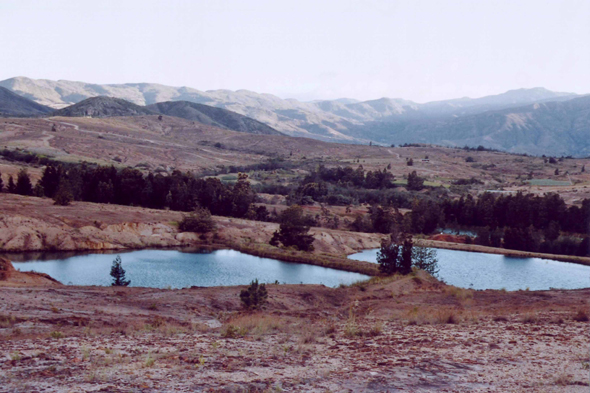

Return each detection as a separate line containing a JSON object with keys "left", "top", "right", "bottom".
{"left": 528, "top": 179, "right": 572, "bottom": 186}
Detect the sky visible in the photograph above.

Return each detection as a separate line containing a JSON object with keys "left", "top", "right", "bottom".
{"left": 0, "top": 0, "right": 589, "bottom": 103}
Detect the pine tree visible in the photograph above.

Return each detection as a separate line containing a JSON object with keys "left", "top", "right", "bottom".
{"left": 269, "top": 205, "right": 315, "bottom": 251}
{"left": 407, "top": 171, "right": 424, "bottom": 191}
{"left": 377, "top": 237, "right": 401, "bottom": 275}
{"left": 110, "top": 255, "right": 130, "bottom": 286}
{"left": 239, "top": 279, "right": 268, "bottom": 310}
{"left": 15, "top": 169, "right": 33, "bottom": 196}
{"left": 53, "top": 181, "right": 73, "bottom": 206}
{"left": 400, "top": 235, "right": 413, "bottom": 275}
{"left": 412, "top": 247, "right": 439, "bottom": 276}
{"left": 33, "top": 183, "right": 45, "bottom": 197}
{"left": 7, "top": 175, "right": 16, "bottom": 193}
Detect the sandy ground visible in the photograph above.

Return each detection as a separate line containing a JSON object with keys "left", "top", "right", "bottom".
{"left": 0, "top": 271, "right": 588, "bottom": 392}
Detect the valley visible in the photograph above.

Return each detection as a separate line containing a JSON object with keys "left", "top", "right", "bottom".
{"left": 0, "top": 85, "right": 589, "bottom": 393}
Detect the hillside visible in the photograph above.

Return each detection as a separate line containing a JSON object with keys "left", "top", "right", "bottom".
{"left": 147, "top": 100, "right": 284, "bottom": 135}
{"left": 52, "top": 96, "right": 155, "bottom": 117}
{"left": 350, "top": 95, "right": 590, "bottom": 156}
{"left": 0, "top": 86, "right": 53, "bottom": 116}
{"left": 2, "top": 77, "right": 589, "bottom": 155}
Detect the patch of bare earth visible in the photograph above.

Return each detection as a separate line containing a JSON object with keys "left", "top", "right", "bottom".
{"left": 0, "top": 272, "right": 588, "bottom": 392}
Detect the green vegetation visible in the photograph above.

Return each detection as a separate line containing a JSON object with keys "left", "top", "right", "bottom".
{"left": 239, "top": 279, "right": 268, "bottom": 310}
{"left": 377, "top": 234, "right": 413, "bottom": 275}
{"left": 11, "top": 161, "right": 257, "bottom": 220}
{"left": 110, "top": 255, "right": 130, "bottom": 287}
{"left": 527, "top": 179, "right": 571, "bottom": 186}
{"left": 378, "top": 234, "right": 440, "bottom": 276}
{"left": 270, "top": 205, "right": 315, "bottom": 251}
{"left": 179, "top": 207, "right": 216, "bottom": 233}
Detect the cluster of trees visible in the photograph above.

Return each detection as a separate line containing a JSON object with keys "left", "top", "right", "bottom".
{"left": 377, "top": 234, "right": 439, "bottom": 276}
{"left": 442, "top": 192, "right": 589, "bottom": 234}
{"left": 270, "top": 205, "right": 315, "bottom": 251}
{"left": 300, "top": 165, "right": 396, "bottom": 190}
{"left": 352, "top": 191, "right": 589, "bottom": 257}
{"left": 351, "top": 199, "right": 443, "bottom": 236}
{"left": 285, "top": 165, "right": 431, "bottom": 206}
{"left": 0, "top": 169, "right": 40, "bottom": 196}
{"left": 3, "top": 163, "right": 258, "bottom": 219}
{"left": 476, "top": 226, "right": 590, "bottom": 256}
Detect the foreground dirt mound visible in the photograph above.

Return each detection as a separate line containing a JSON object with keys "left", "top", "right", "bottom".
{"left": 0, "top": 276, "right": 588, "bottom": 392}
{"left": 0, "top": 257, "right": 61, "bottom": 287}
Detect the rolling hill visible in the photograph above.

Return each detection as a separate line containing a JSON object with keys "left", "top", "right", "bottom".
{"left": 0, "top": 86, "right": 53, "bottom": 116}
{"left": 147, "top": 101, "right": 283, "bottom": 135}
{"left": 52, "top": 96, "right": 155, "bottom": 118}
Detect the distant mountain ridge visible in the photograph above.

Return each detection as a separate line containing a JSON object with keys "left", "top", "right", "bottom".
{"left": 0, "top": 86, "right": 53, "bottom": 116}
{"left": 347, "top": 95, "right": 590, "bottom": 156}
{"left": 1, "top": 76, "right": 588, "bottom": 155}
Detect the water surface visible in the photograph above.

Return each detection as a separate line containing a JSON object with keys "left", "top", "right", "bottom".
{"left": 12, "top": 249, "right": 369, "bottom": 288}
{"left": 348, "top": 248, "right": 590, "bottom": 291}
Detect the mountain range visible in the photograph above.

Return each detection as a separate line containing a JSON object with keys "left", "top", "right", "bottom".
{"left": 0, "top": 76, "right": 588, "bottom": 156}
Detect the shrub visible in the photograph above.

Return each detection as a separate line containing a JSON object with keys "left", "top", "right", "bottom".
{"left": 178, "top": 207, "right": 216, "bottom": 233}
{"left": 573, "top": 310, "right": 589, "bottom": 322}
{"left": 240, "top": 279, "right": 268, "bottom": 310}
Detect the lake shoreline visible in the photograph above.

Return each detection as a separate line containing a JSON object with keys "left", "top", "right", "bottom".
{"left": 413, "top": 239, "right": 590, "bottom": 267}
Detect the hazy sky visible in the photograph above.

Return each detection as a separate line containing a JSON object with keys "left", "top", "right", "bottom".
{"left": 1, "top": 0, "right": 588, "bottom": 102}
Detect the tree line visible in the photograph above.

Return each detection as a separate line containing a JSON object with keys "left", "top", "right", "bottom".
{"left": 1, "top": 164, "right": 258, "bottom": 219}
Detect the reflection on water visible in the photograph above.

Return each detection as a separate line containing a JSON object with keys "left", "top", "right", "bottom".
{"left": 10, "top": 249, "right": 369, "bottom": 289}
{"left": 348, "top": 248, "right": 590, "bottom": 291}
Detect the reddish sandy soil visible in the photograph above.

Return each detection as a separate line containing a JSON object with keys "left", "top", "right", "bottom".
{"left": 0, "top": 271, "right": 588, "bottom": 392}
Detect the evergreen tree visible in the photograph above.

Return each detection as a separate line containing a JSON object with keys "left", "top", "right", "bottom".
{"left": 7, "top": 175, "right": 15, "bottom": 193}
{"left": 110, "top": 255, "right": 130, "bottom": 286}
{"left": 406, "top": 171, "right": 424, "bottom": 191}
{"left": 15, "top": 169, "right": 33, "bottom": 196}
{"left": 412, "top": 246, "right": 439, "bottom": 276}
{"left": 400, "top": 235, "right": 413, "bottom": 275}
{"left": 269, "top": 205, "right": 315, "bottom": 251}
{"left": 40, "top": 164, "right": 63, "bottom": 198}
{"left": 178, "top": 207, "right": 216, "bottom": 233}
{"left": 231, "top": 173, "right": 255, "bottom": 217}
{"left": 239, "top": 279, "right": 268, "bottom": 310}
{"left": 377, "top": 234, "right": 414, "bottom": 275}
{"left": 53, "top": 181, "right": 73, "bottom": 206}
{"left": 377, "top": 236, "right": 402, "bottom": 275}
{"left": 543, "top": 221, "right": 560, "bottom": 242}
{"left": 33, "top": 183, "right": 45, "bottom": 197}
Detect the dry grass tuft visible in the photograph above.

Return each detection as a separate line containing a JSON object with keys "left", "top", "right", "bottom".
{"left": 572, "top": 309, "right": 589, "bottom": 322}
{"left": 521, "top": 313, "right": 538, "bottom": 324}
{"left": 444, "top": 286, "right": 474, "bottom": 301}
{"left": 222, "top": 313, "right": 285, "bottom": 337}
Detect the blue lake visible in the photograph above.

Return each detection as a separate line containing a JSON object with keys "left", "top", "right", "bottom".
{"left": 10, "top": 249, "right": 369, "bottom": 288}
{"left": 348, "top": 248, "right": 590, "bottom": 291}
